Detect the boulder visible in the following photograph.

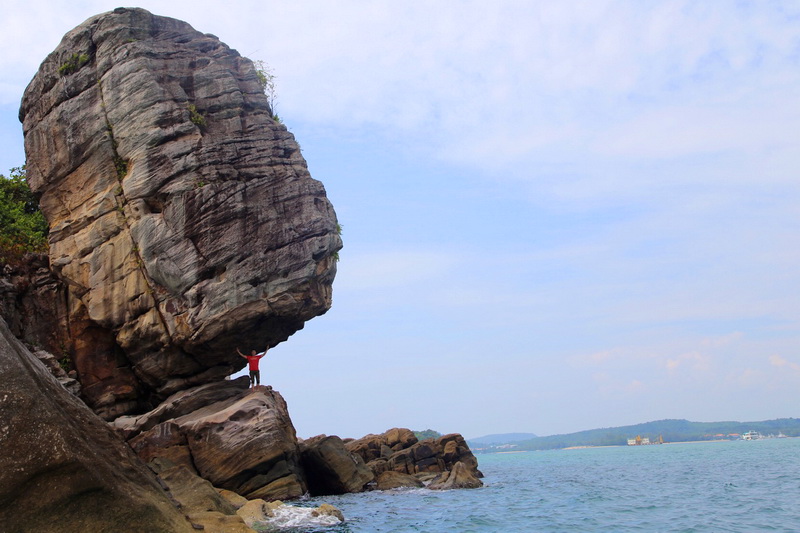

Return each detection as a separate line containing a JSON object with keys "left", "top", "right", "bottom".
{"left": 312, "top": 503, "right": 345, "bottom": 522}
{"left": 376, "top": 471, "right": 425, "bottom": 490}
{"left": 20, "top": 7, "right": 341, "bottom": 419}
{"left": 345, "top": 427, "right": 418, "bottom": 463}
{"left": 236, "top": 499, "right": 275, "bottom": 528}
{"left": 347, "top": 429, "right": 482, "bottom": 480}
{"left": 427, "top": 462, "right": 483, "bottom": 490}
{"left": 299, "top": 435, "right": 374, "bottom": 495}
{"left": 0, "top": 317, "right": 194, "bottom": 533}
{"left": 130, "top": 386, "right": 306, "bottom": 501}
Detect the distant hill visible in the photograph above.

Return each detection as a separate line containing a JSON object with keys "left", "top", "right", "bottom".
{"left": 468, "top": 432, "right": 538, "bottom": 446}
{"left": 507, "top": 418, "right": 800, "bottom": 451}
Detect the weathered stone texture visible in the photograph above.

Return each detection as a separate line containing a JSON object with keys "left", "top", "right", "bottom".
{"left": 20, "top": 7, "right": 341, "bottom": 418}
{"left": 0, "top": 254, "right": 69, "bottom": 356}
{"left": 128, "top": 382, "right": 306, "bottom": 501}
{"left": 427, "top": 461, "right": 483, "bottom": 490}
{"left": 0, "top": 317, "right": 194, "bottom": 533}
{"left": 299, "top": 434, "right": 375, "bottom": 495}
{"left": 346, "top": 429, "right": 482, "bottom": 480}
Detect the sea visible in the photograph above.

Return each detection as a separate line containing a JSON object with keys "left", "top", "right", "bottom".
{"left": 257, "top": 437, "right": 800, "bottom": 532}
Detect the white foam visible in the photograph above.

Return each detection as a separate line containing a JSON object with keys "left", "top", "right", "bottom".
{"left": 261, "top": 504, "right": 342, "bottom": 529}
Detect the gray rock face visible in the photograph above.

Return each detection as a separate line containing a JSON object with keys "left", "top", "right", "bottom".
{"left": 19, "top": 7, "right": 341, "bottom": 419}
{"left": 0, "top": 317, "right": 194, "bottom": 533}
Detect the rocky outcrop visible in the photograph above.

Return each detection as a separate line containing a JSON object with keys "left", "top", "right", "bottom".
{"left": 346, "top": 429, "right": 482, "bottom": 481}
{"left": 126, "top": 381, "right": 306, "bottom": 501}
{"left": 20, "top": 7, "right": 341, "bottom": 419}
{"left": 428, "top": 461, "right": 483, "bottom": 490}
{"left": 299, "top": 435, "right": 375, "bottom": 495}
{"left": 0, "top": 317, "right": 194, "bottom": 533}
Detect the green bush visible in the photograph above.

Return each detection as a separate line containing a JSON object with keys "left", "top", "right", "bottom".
{"left": 188, "top": 104, "right": 206, "bottom": 127}
{"left": 0, "top": 167, "right": 48, "bottom": 264}
{"left": 58, "top": 52, "right": 89, "bottom": 76}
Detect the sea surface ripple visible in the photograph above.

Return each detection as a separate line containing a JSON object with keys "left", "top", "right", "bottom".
{"left": 265, "top": 437, "right": 800, "bottom": 532}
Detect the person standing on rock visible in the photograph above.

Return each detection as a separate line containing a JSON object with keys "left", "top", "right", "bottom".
{"left": 237, "top": 346, "right": 268, "bottom": 389}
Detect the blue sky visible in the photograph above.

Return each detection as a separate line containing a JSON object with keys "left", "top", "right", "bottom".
{"left": 2, "top": 1, "right": 799, "bottom": 439}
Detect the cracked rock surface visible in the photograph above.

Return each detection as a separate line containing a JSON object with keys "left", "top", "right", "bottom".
{"left": 20, "top": 7, "right": 341, "bottom": 419}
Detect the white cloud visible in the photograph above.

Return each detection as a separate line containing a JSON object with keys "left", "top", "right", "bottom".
{"left": 769, "top": 355, "right": 800, "bottom": 372}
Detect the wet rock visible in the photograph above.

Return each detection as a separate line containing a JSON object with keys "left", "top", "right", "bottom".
{"left": 427, "top": 461, "right": 484, "bottom": 490}
{"left": 236, "top": 499, "right": 274, "bottom": 529}
{"left": 376, "top": 471, "right": 425, "bottom": 490}
{"left": 312, "top": 503, "right": 345, "bottom": 522}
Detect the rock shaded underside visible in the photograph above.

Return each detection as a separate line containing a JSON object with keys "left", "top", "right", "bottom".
{"left": 19, "top": 7, "right": 341, "bottom": 419}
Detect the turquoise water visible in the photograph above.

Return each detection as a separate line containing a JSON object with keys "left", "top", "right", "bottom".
{"left": 285, "top": 438, "right": 800, "bottom": 532}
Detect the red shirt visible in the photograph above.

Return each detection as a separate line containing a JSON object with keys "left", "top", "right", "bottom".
{"left": 246, "top": 354, "right": 264, "bottom": 371}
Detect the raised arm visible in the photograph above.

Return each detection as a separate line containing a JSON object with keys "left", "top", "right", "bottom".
{"left": 236, "top": 347, "right": 246, "bottom": 359}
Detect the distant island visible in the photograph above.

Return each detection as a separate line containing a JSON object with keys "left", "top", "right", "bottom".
{"left": 468, "top": 433, "right": 538, "bottom": 446}
{"left": 468, "top": 418, "right": 800, "bottom": 452}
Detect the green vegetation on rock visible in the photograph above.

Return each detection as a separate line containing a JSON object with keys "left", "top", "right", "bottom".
{"left": 188, "top": 104, "right": 206, "bottom": 128}
{"left": 58, "top": 52, "right": 89, "bottom": 75}
{"left": 414, "top": 429, "right": 443, "bottom": 441}
{"left": 0, "top": 167, "right": 48, "bottom": 264}
{"left": 253, "top": 59, "right": 279, "bottom": 122}
{"left": 507, "top": 418, "right": 800, "bottom": 451}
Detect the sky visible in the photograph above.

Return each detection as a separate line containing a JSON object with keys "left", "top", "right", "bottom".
{"left": 1, "top": 1, "right": 799, "bottom": 440}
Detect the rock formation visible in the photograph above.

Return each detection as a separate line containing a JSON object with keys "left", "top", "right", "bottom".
{"left": 375, "top": 470, "right": 425, "bottom": 490}
{"left": 299, "top": 434, "right": 375, "bottom": 495}
{"left": 122, "top": 381, "right": 307, "bottom": 501}
{"left": 0, "top": 254, "right": 70, "bottom": 356}
{"left": 20, "top": 7, "right": 341, "bottom": 419}
{"left": 5, "top": 9, "right": 483, "bottom": 527}
{"left": 0, "top": 317, "right": 194, "bottom": 533}
{"left": 427, "top": 461, "right": 483, "bottom": 490}
{"left": 346, "top": 429, "right": 482, "bottom": 483}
